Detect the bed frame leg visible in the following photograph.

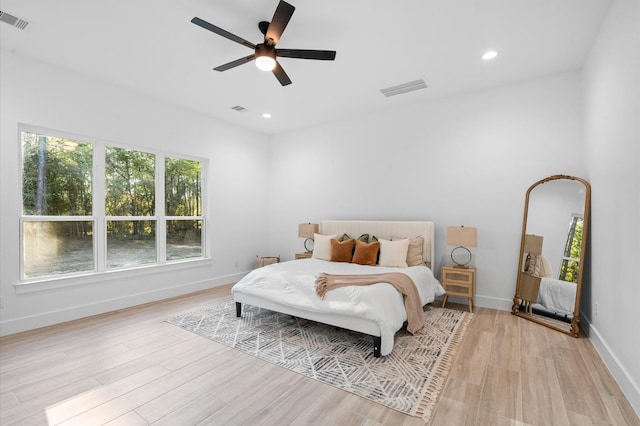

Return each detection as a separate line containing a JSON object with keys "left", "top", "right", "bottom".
{"left": 373, "top": 336, "right": 381, "bottom": 358}
{"left": 235, "top": 302, "right": 242, "bottom": 317}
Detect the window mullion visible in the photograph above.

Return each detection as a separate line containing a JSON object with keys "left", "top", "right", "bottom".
{"left": 156, "top": 154, "right": 166, "bottom": 264}
{"left": 201, "top": 161, "right": 207, "bottom": 258}
{"left": 94, "top": 143, "right": 106, "bottom": 272}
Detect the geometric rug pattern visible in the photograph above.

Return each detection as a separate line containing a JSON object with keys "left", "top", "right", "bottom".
{"left": 167, "top": 300, "right": 472, "bottom": 422}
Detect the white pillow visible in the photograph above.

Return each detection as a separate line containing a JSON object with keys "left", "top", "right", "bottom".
{"left": 537, "top": 254, "right": 554, "bottom": 278}
{"left": 392, "top": 235, "right": 424, "bottom": 266}
{"left": 311, "top": 233, "right": 338, "bottom": 261}
{"left": 378, "top": 238, "right": 410, "bottom": 267}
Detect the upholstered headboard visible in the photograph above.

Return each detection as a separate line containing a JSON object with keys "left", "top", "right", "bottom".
{"left": 319, "top": 220, "right": 436, "bottom": 269}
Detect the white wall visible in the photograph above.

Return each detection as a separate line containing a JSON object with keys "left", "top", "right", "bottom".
{"left": 0, "top": 51, "right": 271, "bottom": 335}
{"left": 583, "top": 0, "right": 640, "bottom": 414}
{"left": 267, "top": 71, "right": 585, "bottom": 311}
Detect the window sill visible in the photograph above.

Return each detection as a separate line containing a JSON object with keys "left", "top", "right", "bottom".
{"left": 14, "top": 258, "right": 213, "bottom": 295}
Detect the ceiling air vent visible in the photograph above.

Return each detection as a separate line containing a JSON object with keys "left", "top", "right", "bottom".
{"left": 231, "top": 105, "right": 247, "bottom": 112}
{"left": 0, "top": 11, "right": 29, "bottom": 30}
{"left": 380, "top": 79, "right": 428, "bottom": 97}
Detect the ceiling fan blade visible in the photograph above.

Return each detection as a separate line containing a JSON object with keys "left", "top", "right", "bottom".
{"left": 214, "top": 54, "right": 256, "bottom": 72}
{"left": 272, "top": 61, "right": 292, "bottom": 86}
{"left": 191, "top": 17, "right": 255, "bottom": 49}
{"left": 265, "top": 1, "right": 295, "bottom": 46}
{"left": 276, "top": 49, "right": 336, "bottom": 61}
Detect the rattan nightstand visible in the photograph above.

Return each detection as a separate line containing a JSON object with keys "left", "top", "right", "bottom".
{"left": 441, "top": 265, "right": 476, "bottom": 312}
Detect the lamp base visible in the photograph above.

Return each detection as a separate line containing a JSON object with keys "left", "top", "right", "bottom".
{"left": 450, "top": 246, "right": 472, "bottom": 268}
{"left": 303, "top": 238, "right": 314, "bottom": 253}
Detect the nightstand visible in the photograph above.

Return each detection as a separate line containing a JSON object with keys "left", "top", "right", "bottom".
{"left": 295, "top": 252, "right": 312, "bottom": 260}
{"left": 441, "top": 265, "right": 476, "bottom": 312}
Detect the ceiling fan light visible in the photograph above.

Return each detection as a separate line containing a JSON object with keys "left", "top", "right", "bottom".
{"left": 255, "top": 55, "right": 276, "bottom": 71}
{"left": 255, "top": 45, "right": 276, "bottom": 71}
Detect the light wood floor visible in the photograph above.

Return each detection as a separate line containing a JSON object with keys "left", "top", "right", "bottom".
{"left": 1, "top": 284, "right": 638, "bottom": 425}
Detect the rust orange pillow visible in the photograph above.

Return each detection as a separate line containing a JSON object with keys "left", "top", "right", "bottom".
{"left": 351, "top": 240, "right": 380, "bottom": 266}
{"left": 330, "top": 238, "right": 355, "bottom": 262}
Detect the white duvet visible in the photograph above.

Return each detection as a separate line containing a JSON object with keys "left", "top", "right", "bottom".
{"left": 231, "top": 258, "right": 445, "bottom": 355}
{"left": 537, "top": 277, "right": 577, "bottom": 316}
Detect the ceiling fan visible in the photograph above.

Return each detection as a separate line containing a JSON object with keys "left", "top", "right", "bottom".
{"left": 191, "top": 0, "right": 336, "bottom": 86}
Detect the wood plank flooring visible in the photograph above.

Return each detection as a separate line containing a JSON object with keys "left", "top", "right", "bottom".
{"left": 1, "top": 284, "right": 638, "bottom": 425}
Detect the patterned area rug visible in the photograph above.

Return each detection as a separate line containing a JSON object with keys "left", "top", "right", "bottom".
{"left": 167, "top": 300, "right": 472, "bottom": 422}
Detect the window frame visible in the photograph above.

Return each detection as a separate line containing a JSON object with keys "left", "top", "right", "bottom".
{"left": 558, "top": 213, "right": 583, "bottom": 283}
{"left": 18, "top": 124, "right": 209, "bottom": 288}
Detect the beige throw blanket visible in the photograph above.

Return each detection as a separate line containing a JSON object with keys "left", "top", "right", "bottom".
{"left": 315, "top": 273, "right": 425, "bottom": 334}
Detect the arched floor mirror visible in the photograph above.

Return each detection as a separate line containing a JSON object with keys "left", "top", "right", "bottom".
{"left": 512, "top": 175, "right": 591, "bottom": 336}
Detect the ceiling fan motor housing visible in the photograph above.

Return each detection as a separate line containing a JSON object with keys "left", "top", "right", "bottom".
{"left": 255, "top": 43, "right": 276, "bottom": 60}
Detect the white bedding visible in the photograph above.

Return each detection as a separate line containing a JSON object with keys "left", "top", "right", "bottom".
{"left": 231, "top": 258, "right": 445, "bottom": 356}
{"left": 536, "top": 277, "right": 577, "bottom": 316}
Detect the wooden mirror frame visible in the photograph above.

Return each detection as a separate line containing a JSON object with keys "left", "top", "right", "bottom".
{"left": 512, "top": 174, "right": 591, "bottom": 336}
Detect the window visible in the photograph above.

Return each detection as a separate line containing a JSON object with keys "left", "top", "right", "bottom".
{"left": 21, "top": 133, "right": 94, "bottom": 278}
{"left": 20, "top": 127, "right": 206, "bottom": 281}
{"left": 165, "top": 157, "right": 202, "bottom": 261}
{"left": 105, "top": 147, "right": 157, "bottom": 269}
{"left": 558, "top": 214, "right": 583, "bottom": 283}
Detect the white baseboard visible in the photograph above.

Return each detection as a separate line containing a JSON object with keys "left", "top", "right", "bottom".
{"left": 0, "top": 271, "right": 247, "bottom": 337}
{"left": 441, "top": 294, "right": 513, "bottom": 312}
{"left": 580, "top": 316, "right": 640, "bottom": 419}
{"left": 474, "top": 294, "right": 514, "bottom": 311}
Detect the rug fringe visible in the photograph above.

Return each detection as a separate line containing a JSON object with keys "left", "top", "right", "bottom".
{"left": 412, "top": 309, "right": 474, "bottom": 423}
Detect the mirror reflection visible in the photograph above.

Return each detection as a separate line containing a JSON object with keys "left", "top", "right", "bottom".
{"left": 512, "top": 175, "right": 591, "bottom": 336}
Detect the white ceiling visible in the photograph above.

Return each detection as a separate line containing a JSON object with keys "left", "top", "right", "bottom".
{"left": 0, "top": 0, "right": 612, "bottom": 135}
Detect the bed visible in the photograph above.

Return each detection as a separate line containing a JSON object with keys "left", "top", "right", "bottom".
{"left": 520, "top": 253, "right": 577, "bottom": 318}
{"left": 231, "top": 220, "right": 444, "bottom": 357}
{"left": 535, "top": 277, "right": 577, "bottom": 317}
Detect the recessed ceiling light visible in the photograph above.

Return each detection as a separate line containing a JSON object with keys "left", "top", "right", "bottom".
{"left": 262, "top": 113, "right": 272, "bottom": 119}
{"left": 482, "top": 50, "right": 498, "bottom": 61}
